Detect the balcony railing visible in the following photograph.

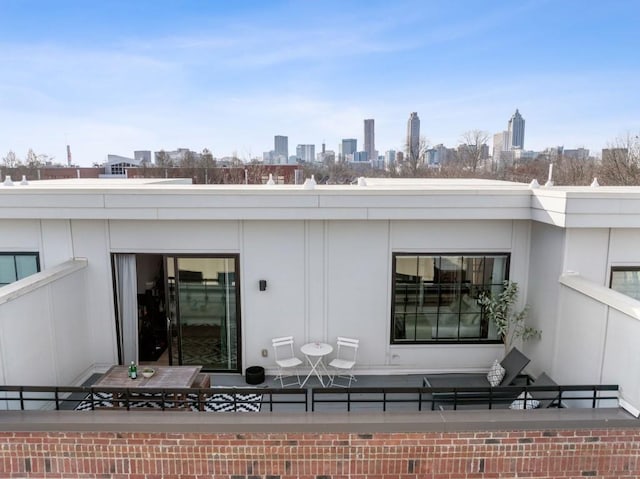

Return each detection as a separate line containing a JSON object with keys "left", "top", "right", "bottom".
{"left": 0, "top": 385, "right": 308, "bottom": 412}
{"left": 311, "top": 384, "right": 620, "bottom": 411}
{"left": 0, "top": 383, "right": 619, "bottom": 413}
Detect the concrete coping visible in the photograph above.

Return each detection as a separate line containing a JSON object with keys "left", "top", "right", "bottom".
{"left": 0, "top": 408, "right": 636, "bottom": 434}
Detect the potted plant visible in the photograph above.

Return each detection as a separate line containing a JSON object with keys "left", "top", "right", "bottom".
{"left": 478, "top": 280, "right": 541, "bottom": 353}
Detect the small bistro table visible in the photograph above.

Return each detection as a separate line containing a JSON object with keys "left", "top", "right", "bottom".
{"left": 300, "top": 342, "right": 333, "bottom": 387}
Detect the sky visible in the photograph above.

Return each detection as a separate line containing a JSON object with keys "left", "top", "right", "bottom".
{"left": 1, "top": 0, "right": 639, "bottom": 166}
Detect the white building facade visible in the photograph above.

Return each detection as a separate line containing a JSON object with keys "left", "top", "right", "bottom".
{"left": 2, "top": 178, "right": 640, "bottom": 414}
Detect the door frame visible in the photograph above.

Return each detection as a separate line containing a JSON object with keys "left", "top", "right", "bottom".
{"left": 164, "top": 253, "right": 242, "bottom": 373}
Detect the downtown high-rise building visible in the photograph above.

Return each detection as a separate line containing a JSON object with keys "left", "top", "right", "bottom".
{"left": 340, "top": 138, "right": 357, "bottom": 161}
{"left": 274, "top": 135, "right": 289, "bottom": 160}
{"left": 384, "top": 150, "right": 396, "bottom": 170}
{"left": 296, "top": 144, "right": 315, "bottom": 163}
{"left": 364, "top": 119, "right": 375, "bottom": 163}
{"left": 507, "top": 109, "right": 525, "bottom": 150}
{"left": 406, "top": 112, "right": 420, "bottom": 160}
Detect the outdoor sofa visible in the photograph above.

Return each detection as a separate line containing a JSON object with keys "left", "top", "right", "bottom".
{"left": 422, "top": 347, "right": 533, "bottom": 408}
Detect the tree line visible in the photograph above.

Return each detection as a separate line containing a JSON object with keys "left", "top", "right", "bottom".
{"left": 3, "top": 133, "right": 640, "bottom": 186}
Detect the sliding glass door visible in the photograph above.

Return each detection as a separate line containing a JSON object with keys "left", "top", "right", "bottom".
{"left": 166, "top": 255, "right": 240, "bottom": 372}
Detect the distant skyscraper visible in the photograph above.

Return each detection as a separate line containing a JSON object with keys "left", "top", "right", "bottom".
{"left": 352, "top": 151, "right": 368, "bottom": 162}
{"left": 340, "top": 139, "right": 357, "bottom": 161}
{"left": 296, "top": 144, "right": 315, "bottom": 163}
{"left": 364, "top": 119, "right": 375, "bottom": 163}
{"left": 406, "top": 112, "right": 420, "bottom": 160}
{"left": 385, "top": 150, "right": 396, "bottom": 170}
{"left": 274, "top": 135, "right": 288, "bottom": 160}
{"left": 493, "top": 132, "right": 506, "bottom": 157}
{"left": 507, "top": 109, "right": 525, "bottom": 150}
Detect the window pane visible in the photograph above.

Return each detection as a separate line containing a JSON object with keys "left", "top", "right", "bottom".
{"left": 0, "top": 256, "right": 17, "bottom": 285}
{"left": 611, "top": 270, "right": 640, "bottom": 301}
{"left": 487, "top": 255, "right": 508, "bottom": 284}
{"left": 392, "top": 253, "right": 509, "bottom": 344}
{"left": 15, "top": 255, "right": 38, "bottom": 280}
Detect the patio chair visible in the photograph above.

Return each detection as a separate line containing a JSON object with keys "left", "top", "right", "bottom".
{"left": 328, "top": 337, "right": 359, "bottom": 387}
{"left": 422, "top": 347, "right": 531, "bottom": 406}
{"left": 528, "top": 372, "right": 560, "bottom": 408}
{"left": 272, "top": 336, "right": 303, "bottom": 387}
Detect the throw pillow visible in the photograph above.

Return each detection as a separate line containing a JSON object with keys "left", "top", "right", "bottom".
{"left": 487, "top": 359, "right": 506, "bottom": 387}
{"left": 510, "top": 391, "right": 540, "bottom": 410}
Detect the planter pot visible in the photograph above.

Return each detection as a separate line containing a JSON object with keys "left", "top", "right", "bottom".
{"left": 245, "top": 366, "right": 265, "bottom": 385}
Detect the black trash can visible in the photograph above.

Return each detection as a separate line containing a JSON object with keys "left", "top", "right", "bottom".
{"left": 245, "top": 366, "right": 265, "bottom": 385}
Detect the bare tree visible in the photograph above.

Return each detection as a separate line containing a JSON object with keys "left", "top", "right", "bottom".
{"left": 154, "top": 150, "right": 173, "bottom": 168}
{"left": 200, "top": 149, "right": 215, "bottom": 169}
{"left": 400, "top": 136, "right": 429, "bottom": 176}
{"left": 553, "top": 153, "right": 597, "bottom": 186}
{"left": 25, "top": 149, "right": 46, "bottom": 169}
{"left": 598, "top": 134, "right": 640, "bottom": 185}
{"left": 456, "top": 130, "right": 490, "bottom": 173}
{"left": 2, "top": 150, "right": 20, "bottom": 168}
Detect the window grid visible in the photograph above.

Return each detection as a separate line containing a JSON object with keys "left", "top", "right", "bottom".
{"left": 391, "top": 253, "right": 510, "bottom": 344}
{"left": 0, "top": 253, "right": 40, "bottom": 287}
{"left": 610, "top": 267, "right": 640, "bottom": 301}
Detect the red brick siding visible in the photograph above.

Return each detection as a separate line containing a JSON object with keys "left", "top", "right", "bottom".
{"left": 1, "top": 429, "right": 638, "bottom": 478}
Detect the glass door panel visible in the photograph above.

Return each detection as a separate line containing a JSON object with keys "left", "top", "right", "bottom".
{"left": 166, "top": 256, "right": 239, "bottom": 371}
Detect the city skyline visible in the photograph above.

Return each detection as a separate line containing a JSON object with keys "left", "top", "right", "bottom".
{"left": 1, "top": 0, "right": 639, "bottom": 166}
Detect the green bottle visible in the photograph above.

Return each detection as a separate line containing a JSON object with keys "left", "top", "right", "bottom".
{"left": 130, "top": 361, "right": 137, "bottom": 379}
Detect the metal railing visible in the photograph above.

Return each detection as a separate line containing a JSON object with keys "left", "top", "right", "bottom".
{"left": 0, "top": 385, "right": 308, "bottom": 412}
{"left": 0, "top": 383, "right": 619, "bottom": 413}
{"left": 310, "top": 384, "right": 620, "bottom": 411}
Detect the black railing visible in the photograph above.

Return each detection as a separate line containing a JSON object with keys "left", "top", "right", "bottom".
{"left": 0, "top": 384, "right": 619, "bottom": 413}
{"left": 0, "top": 385, "right": 308, "bottom": 412}
{"left": 310, "top": 384, "right": 620, "bottom": 412}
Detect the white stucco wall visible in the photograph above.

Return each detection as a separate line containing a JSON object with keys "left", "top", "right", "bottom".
{"left": 602, "top": 308, "right": 640, "bottom": 411}
{"left": 558, "top": 274, "right": 640, "bottom": 413}
{"left": 609, "top": 229, "right": 640, "bottom": 268}
{"left": 554, "top": 286, "right": 609, "bottom": 384}
{"left": 526, "top": 222, "right": 565, "bottom": 376}
{"left": 0, "top": 215, "right": 534, "bottom": 380}
{"left": 0, "top": 260, "right": 91, "bottom": 399}
{"left": 563, "top": 228, "right": 610, "bottom": 284}
{"left": 241, "top": 221, "right": 306, "bottom": 370}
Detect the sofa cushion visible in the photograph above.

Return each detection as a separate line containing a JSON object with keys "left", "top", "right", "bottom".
{"left": 510, "top": 391, "right": 540, "bottom": 409}
{"left": 487, "top": 359, "right": 506, "bottom": 387}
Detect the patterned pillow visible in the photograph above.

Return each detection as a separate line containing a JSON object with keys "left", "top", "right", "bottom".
{"left": 487, "top": 359, "right": 506, "bottom": 387}
{"left": 510, "top": 392, "right": 540, "bottom": 409}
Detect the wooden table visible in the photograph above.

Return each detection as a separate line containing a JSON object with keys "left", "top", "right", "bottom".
{"left": 94, "top": 365, "right": 202, "bottom": 389}
{"left": 93, "top": 365, "right": 203, "bottom": 409}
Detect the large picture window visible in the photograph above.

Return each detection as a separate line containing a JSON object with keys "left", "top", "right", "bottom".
{"left": 392, "top": 253, "right": 510, "bottom": 343}
{"left": 610, "top": 267, "right": 640, "bottom": 301}
{"left": 0, "top": 253, "right": 40, "bottom": 287}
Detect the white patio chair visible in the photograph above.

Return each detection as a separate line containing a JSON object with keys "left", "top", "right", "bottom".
{"left": 272, "top": 336, "right": 303, "bottom": 387}
{"left": 328, "top": 337, "right": 359, "bottom": 387}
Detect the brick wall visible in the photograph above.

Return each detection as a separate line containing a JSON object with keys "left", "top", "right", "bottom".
{"left": 1, "top": 429, "right": 639, "bottom": 478}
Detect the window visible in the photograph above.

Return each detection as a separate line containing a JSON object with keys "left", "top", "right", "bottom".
{"left": 392, "top": 253, "right": 510, "bottom": 343}
{"left": 0, "top": 253, "right": 40, "bottom": 286}
{"left": 610, "top": 267, "right": 640, "bottom": 301}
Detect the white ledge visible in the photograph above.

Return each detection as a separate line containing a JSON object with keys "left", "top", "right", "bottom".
{"left": 0, "top": 258, "right": 88, "bottom": 306}
{"left": 559, "top": 273, "right": 640, "bottom": 321}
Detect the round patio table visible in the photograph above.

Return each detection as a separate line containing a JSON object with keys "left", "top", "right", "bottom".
{"left": 300, "top": 342, "right": 333, "bottom": 387}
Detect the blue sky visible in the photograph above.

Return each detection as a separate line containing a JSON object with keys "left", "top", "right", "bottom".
{"left": 1, "top": 0, "right": 638, "bottom": 166}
